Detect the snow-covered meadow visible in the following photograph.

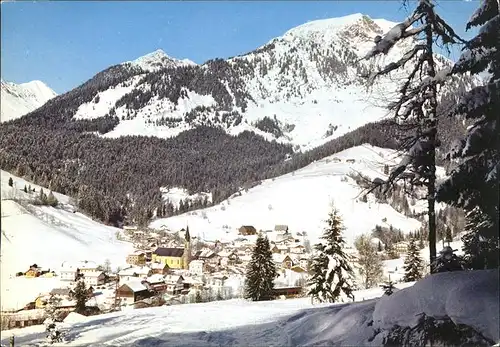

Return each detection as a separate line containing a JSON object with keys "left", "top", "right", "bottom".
{"left": 151, "top": 144, "right": 425, "bottom": 244}
{"left": 2, "top": 270, "right": 497, "bottom": 346}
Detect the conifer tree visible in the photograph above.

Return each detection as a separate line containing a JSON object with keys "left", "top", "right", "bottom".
{"left": 47, "top": 191, "right": 58, "bottom": 207}
{"left": 436, "top": 0, "right": 499, "bottom": 270}
{"left": 24, "top": 185, "right": 28, "bottom": 193}
{"left": 8, "top": 177, "right": 13, "bottom": 187}
{"left": 39, "top": 188, "right": 48, "bottom": 205}
{"left": 363, "top": 0, "right": 465, "bottom": 270}
{"left": 244, "top": 234, "right": 277, "bottom": 301}
{"left": 308, "top": 208, "right": 356, "bottom": 303}
{"left": 28, "top": 184, "right": 32, "bottom": 193}
{"left": 381, "top": 279, "right": 396, "bottom": 296}
{"left": 403, "top": 239, "right": 424, "bottom": 282}
{"left": 71, "top": 280, "right": 88, "bottom": 314}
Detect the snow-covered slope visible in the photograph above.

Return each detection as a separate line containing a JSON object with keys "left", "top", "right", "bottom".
{"left": 0, "top": 170, "right": 133, "bottom": 310}
{"left": 48, "top": 13, "right": 474, "bottom": 151}
{"left": 1, "top": 79, "right": 57, "bottom": 122}
{"left": 3, "top": 270, "right": 497, "bottom": 346}
{"left": 150, "top": 144, "right": 425, "bottom": 244}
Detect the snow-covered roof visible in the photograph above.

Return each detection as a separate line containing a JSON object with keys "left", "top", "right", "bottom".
{"left": 146, "top": 274, "right": 165, "bottom": 284}
{"left": 84, "top": 271, "right": 105, "bottom": 278}
{"left": 122, "top": 281, "right": 148, "bottom": 293}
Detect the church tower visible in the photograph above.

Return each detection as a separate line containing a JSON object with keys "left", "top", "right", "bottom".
{"left": 183, "top": 225, "right": 191, "bottom": 270}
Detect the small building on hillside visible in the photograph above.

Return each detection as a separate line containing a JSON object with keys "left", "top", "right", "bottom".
{"left": 116, "top": 281, "right": 150, "bottom": 306}
{"left": 194, "top": 249, "right": 220, "bottom": 266}
{"left": 238, "top": 225, "right": 257, "bottom": 236}
{"left": 126, "top": 251, "right": 147, "bottom": 266}
{"left": 273, "top": 254, "right": 294, "bottom": 269}
{"left": 118, "top": 266, "right": 152, "bottom": 283}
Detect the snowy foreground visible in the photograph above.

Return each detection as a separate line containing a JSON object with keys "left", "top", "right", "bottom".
{"left": 2, "top": 270, "right": 498, "bottom": 347}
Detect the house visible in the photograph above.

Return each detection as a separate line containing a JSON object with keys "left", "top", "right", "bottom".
{"left": 238, "top": 225, "right": 257, "bottom": 236}
{"left": 272, "top": 286, "right": 302, "bottom": 299}
{"left": 299, "top": 258, "right": 309, "bottom": 270}
{"left": 118, "top": 266, "right": 152, "bottom": 283}
{"left": 271, "top": 245, "right": 281, "bottom": 254}
{"left": 59, "top": 261, "right": 97, "bottom": 282}
{"left": 346, "top": 159, "right": 356, "bottom": 164}
{"left": 116, "top": 281, "right": 151, "bottom": 306}
{"left": 189, "top": 260, "right": 205, "bottom": 276}
{"left": 164, "top": 275, "right": 184, "bottom": 295}
{"left": 274, "top": 225, "right": 289, "bottom": 233}
{"left": 394, "top": 241, "right": 409, "bottom": 254}
{"left": 289, "top": 245, "right": 305, "bottom": 254}
{"left": 144, "top": 274, "right": 167, "bottom": 292}
{"left": 82, "top": 271, "right": 106, "bottom": 287}
{"left": 1, "top": 309, "right": 47, "bottom": 330}
{"left": 207, "top": 274, "right": 228, "bottom": 288}
{"left": 332, "top": 157, "right": 342, "bottom": 163}
{"left": 273, "top": 254, "right": 294, "bottom": 269}
{"left": 150, "top": 262, "right": 169, "bottom": 275}
{"left": 194, "top": 249, "right": 221, "bottom": 266}
{"left": 24, "top": 266, "right": 41, "bottom": 278}
{"left": 152, "top": 247, "right": 187, "bottom": 269}
{"left": 126, "top": 251, "right": 146, "bottom": 266}
{"left": 218, "top": 250, "right": 239, "bottom": 267}
{"left": 182, "top": 276, "right": 204, "bottom": 291}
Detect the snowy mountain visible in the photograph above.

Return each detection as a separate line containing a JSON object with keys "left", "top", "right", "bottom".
{"left": 0, "top": 79, "right": 57, "bottom": 122}
{"left": 19, "top": 13, "right": 474, "bottom": 150}
{"left": 125, "top": 49, "right": 197, "bottom": 72}
{"left": 150, "top": 144, "right": 436, "bottom": 244}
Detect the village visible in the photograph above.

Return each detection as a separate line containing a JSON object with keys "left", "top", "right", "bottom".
{"left": 1, "top": 224, "right": 320, "bottom": 330}
{"left": 1, "top": 220, "right": 418, "bottom": 331}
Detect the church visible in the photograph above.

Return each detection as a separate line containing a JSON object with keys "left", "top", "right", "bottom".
{"left": 151, "top": 226, "right": 191, "bottom": 270}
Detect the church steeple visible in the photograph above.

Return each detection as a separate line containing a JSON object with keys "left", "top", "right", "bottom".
{"left": 183, "top": 225, "right": 191, "bottom": 270}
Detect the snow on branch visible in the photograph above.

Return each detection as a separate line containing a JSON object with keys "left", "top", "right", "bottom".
{"left": 363, "top": 12, "right": 426, "bottom": 60}
{"left": 444, "top": 80, "right": 500, "bottom": 119}
{"left": 367, "top": 45, "right": 426, "bottom": 85}
{"left": 467, "top": 0, "right": 499, "bottom": 29}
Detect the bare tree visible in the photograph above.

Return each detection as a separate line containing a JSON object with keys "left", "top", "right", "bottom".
{"left": 362, "top": 0, "right": 464, "bottom": 269}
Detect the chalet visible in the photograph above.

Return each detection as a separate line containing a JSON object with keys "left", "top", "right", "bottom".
{"left": 150, "top": 262, "right": 169, "bottom": 275}
{"left": 290, "top": 265, "right": 307, "bottom": 273}
{"left": 82, "top": 271, "right": 106, "bottom": 287}
{"left": 394, "top": 241, "right": 409, "bottom": 255}
{"left": 126, "top": 251, "right": 146, "bottom": 266}
{"left": 299, "top": 258, "right": 309, "bottom": 270}
{"left": 272, "top": 286, "right": 302, "bottom": 299}
{"left": 152, "top": 247, "right": 186, "bottom": 269}
{"left": 238, "top": 225, "right": 257, "bottom": 236}
{"left": 1, "top": 309, "right": 47, "bottom": 330}
{"left": 182, "top": 276, "right": 204, "bottom": 291}
{"left": 274, "top": 225, "right": 289, "bottom": 233}
{"left": 164, "top": 275, "right": 184, "bottom": 295}
{"left": 116, "top": 281, "right": 150, "bottom": 306}
{"left": 207, "top": 274, "right": 228, "bottom": 287}
{"left": 332, "top": 157, "right": 342, "bottom": 163}
{"left": 346, "top": 159, "right": 356, "bottom": 164}
{"left": 289, "top": 245, "right": 305, "bottom": 254}
{"left": 271, "top": 245, "right": 280, "bottom": 254}
{"left": 189, "top": 260, "right": 204, "bottom": 276}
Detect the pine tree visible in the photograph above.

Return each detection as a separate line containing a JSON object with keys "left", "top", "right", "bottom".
{"left": 39, "top": 188, "right": 48, "bottom": 205}
{"left": 377, "top": 240, "right": 383, "bottom": 252}
{"left": 381, "top": 279, "right": 396, "bottom": 296}
{"left": 71, "top": 280, "right": 88, "bottom": 314}
{"left": 363, "top": 0, "right": 465, "bottom": 271}
{"left": 47, "top": 191, "right": 58, "bottom": 207}
{"left": 355, "top": 234, "right": 384, "bottom": 289}
{"left": 8, "top": 177, "right": 13, "bottom": 187}
{"left": 195, "top": 290, "right": 203, "bottom": 303}
{"left": 308, "top": 208, "right": 356, "bottom": 303}
{"left": 436, "top": 0, "right": 499, "bottom": 270}
{"left": 28, "top": 184, "right": 32, "bottom": 193}
{"left": 403, "top": 239, "right": 424, "bottom": 282}
{"left": 244, "top": 234, "right": 277, "bottom": 301}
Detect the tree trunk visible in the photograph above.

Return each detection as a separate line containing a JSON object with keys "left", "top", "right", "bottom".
{"left": 423, "top": 6, "right": 438, "bottom": 270}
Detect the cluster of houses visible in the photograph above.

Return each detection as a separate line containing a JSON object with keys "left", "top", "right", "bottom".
{"left": 1, "top": 224, "right": 313, "bottom": 331}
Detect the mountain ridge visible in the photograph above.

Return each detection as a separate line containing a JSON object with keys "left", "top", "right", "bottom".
{"left": 0, "top": 79, "right": 57, "bottom": 122}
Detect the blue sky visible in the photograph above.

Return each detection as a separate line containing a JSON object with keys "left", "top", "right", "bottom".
{"left": 1, "top": 1, "right": 478, "bottom": 93}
